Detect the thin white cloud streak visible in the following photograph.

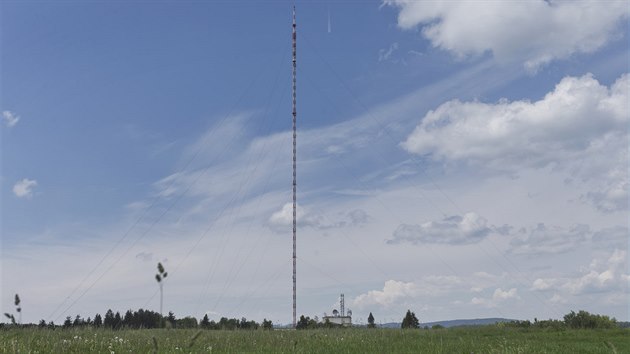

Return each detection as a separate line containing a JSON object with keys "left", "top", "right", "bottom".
{"left": 13, "top": 179, "right": 38, "bottom": 198}
{"left": 385, "top": 0, "right": 629, "bottom": 71}
{"left": 149, "top": 59, "right": 517, "bottom": 226}
{"left": 378, "top": 42, "right": 399, "bottom": 62}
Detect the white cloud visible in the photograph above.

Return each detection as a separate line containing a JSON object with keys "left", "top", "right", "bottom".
{"left": 2, "top": 110, "right": 20, "bottom": 127}
{"left": 385, "top": 0, "right": 629, "bottom": 70}
{"left": 352, "top": 280, "right": 419, "bottom": 308}
{"left": 532, "top": 249, "right": 629, "bottom": 296}
{"left": 532, "top": 278, "right": 556, "bottom": 291}
{"left": 403, "top": 73, "right": 629, "bottom": 212}
{"left": 268, "top": 203, "right": 370, "bottom": 233}
{"left": 493, "top": 288, "right": 519, "bottom": 301}
{"left": 387, "top": 212, "right": 497, "bottom": 245}
{"left": 471, "top": 287, "right": 519, "bottom": 307}
{"left": 269, "top": 202, "right": 302, "bottom": 228}
{"left": 352, "top": 276, "right": 461, "bottom": 308}
{"left": 565, "top": 249, "right": 629, "bottom": 295}
{"left": 13, "top": 178, "right": 38, "bottom": 198}
{"left": 351, "top": 274, "right": 494, "bottom": 310}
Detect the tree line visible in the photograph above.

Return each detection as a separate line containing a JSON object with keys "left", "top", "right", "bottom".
{"left": 2, "top": 300, "right": 623, "bottom": 331}
{"left": 503, "top": 310, "right": 619, "bottom": 330}
{"left": 5, "top": 309, "right": 274, "bottom": 331}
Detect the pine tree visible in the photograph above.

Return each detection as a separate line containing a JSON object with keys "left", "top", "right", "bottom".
{"left": 367, "top": 312, "right": 376, "bottom": 328}
{"left": 94, "top": 314, "right": 103, "bottom": 327}
{"left": 114, "top": 312, "right": 122, "bottom": 330}
{"left": 167, "top": 311, "right": 176, "bottom": 328}
{"left": 123, "top": 310, "right": 133, "bottom": 328}
{"left": 401, "top": 310, "right": 419, "bottom": 329}
{"left": 104, "top": 309, "right": 115, "bottom": 328}
{"left": 201, "top": 314, "right": 210, "bottom": 328}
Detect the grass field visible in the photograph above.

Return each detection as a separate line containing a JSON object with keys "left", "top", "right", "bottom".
{"left": 1, "top": 327, "right": 628, "bottom": 353}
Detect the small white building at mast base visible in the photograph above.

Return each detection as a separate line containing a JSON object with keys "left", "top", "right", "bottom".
{"left": 322, "top": 293, "right": 352, "bottom": 327}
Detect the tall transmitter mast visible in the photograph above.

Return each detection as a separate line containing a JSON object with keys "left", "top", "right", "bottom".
{"left": 291, "top": 6, "right": 298, "bottom": 329}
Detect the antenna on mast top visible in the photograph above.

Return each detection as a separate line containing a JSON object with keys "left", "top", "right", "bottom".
{"left": 291, "top": 4, "right": 298, "bottom": 329}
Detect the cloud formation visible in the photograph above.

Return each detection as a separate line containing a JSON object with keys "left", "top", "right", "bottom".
{"left": 387, "top": 212, "right": 497, "bottom": 245}
{"left": 353, "top": 280, "right": 419, "bottom": 308}
{"left": 352, "top": 275, "right": 462, "bottom": 308}
{"left": 268, "top": 203, "right": 370, "bottom": 233}
{"left": 532, "top": 249, "right": 629, "bottom": 296}
{"left": 2, "top": 110, "right": 20, "bottom": 127}
{"left": 13, "top": 179, "right": 38, "bottom": 198}
{"left": 471, "top": 288, "right": 520, "bottom": 307}
{"left": 385, "top": 0, "right": 629, "bottom": 70}
{"left": 402, "top": 73, "right": 629, "bottom": 212}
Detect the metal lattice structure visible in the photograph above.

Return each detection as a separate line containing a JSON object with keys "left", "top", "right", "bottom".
{"left": 291, "top": 5, "right": 298, "bottom": 329}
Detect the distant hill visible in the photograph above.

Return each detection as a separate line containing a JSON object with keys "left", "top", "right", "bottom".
{"left": 380, "top": 318, "right": 517, "bottom": 329}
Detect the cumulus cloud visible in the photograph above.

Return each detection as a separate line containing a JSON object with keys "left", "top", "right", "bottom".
{"left": 532, "top": 249, "right": 629, "bottom": 296}
{"left": 532, "top": 278, "right": 556, "bottom": 291}
{"left": 384, "top": 0, "right": 629, "bottom": 70}
{"left": 387, "top": 212, "right": 500, "bottom": 245}
{"left": 565, "top": 249, "right": 629, "bottom": 295}
{"left": 2, "top": 110, "right": 20, "bottom": 127}
{"left": 352, "top": 275, "right": 462, "bottom": 308}
{"left": 471, "top": 288, "right": 520, "bottom": 307}
{"left": 353, "top": 280, "right": 419, "bottom": 308}
{"left": 13, "top": 178, "right": 38, "bottom": 198}
{"left": 402, "top": 73, "right": 629, "bottom": 212}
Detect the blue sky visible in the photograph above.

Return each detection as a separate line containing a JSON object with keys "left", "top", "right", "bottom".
{"left": 1, "top": 0, "right": 629, "bottom": 325}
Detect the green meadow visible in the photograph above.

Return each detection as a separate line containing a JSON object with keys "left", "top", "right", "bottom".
{"left": 1, "top": 327, "right": 628, "bottom": 353}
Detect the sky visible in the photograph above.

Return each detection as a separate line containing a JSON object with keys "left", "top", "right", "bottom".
{"left": 1, "top": 0, "right": 628, "bottom": 326}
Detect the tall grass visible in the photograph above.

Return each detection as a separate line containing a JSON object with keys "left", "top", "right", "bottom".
{"left": 1, "top": 326, "right": 628, "bottom": 353}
